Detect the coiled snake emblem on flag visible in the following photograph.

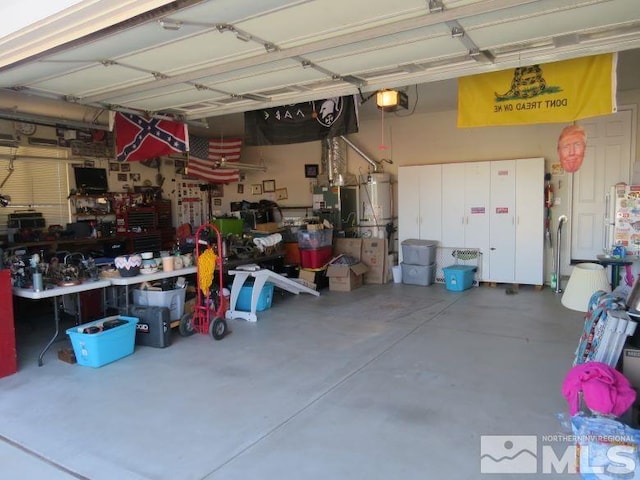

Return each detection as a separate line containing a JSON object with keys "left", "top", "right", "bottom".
{"left": 495, "top": 65, "right": 546, "bottom": 100}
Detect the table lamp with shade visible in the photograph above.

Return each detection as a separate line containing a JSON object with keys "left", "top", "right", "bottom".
{"left": 561, "top": 263, "right": 611, "bottom": 312}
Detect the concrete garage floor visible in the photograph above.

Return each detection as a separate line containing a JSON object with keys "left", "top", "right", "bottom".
{"left": 1, "top": 282, "right": 583, "bottom": 479}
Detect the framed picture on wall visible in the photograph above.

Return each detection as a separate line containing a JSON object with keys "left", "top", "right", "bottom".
{"left": 263, "top": 179, "right": 276, "bottom": 192}
{"left": 211, "top": 184, "right": 224, "bottom": 197}
{"left": 305, "top": 164, "right": 319, "bottom": 178}
{"left": 109, "top": 162, "right": 120, "bottom": 172}
{"left": 213, "top": 198, "right": 222, "bottom": 206}
{"left": 237, "top": 184, "right": 244, "bottom": 194}
{"left": 252, "top": 184, "right": 262, "bottom": 195}
{"left": 120, "top": 163, "right": 131, "bottom": 172}
{"left": 275, "top": 188, "right": 288, "bottom": 200}
{"left": 117, "top": 173, "right": 127, "bottom": 182}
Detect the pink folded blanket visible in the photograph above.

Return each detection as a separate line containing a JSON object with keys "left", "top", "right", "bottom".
{"left": 562, "top": 362, "right": 636, "bottom": 417}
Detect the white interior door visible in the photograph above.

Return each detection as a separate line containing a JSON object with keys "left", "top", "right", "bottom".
{"left": 489, "top": 160, "right": 516, "bottom": 283}
{"left": 571, "top": 109, "right": 633, "bottom": 260}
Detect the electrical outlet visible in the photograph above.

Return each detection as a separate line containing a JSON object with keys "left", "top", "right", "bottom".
{"left": 554, "top": 197, "right": 561, "bottom": 206}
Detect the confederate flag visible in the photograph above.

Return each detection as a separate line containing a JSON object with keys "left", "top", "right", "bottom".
{"left": 115, "top": 112, "right": 188, "bottom": 162}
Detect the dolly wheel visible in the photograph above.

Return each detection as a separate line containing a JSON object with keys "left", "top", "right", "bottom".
{"left": 179, "top": 313, "right": 196, "bottom": 337}
{"left": 210, "top": 317, "right": 227, "bottom": 340}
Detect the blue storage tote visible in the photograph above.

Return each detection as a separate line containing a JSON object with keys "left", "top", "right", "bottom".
{"left": 442, "top": 265, "right": 476, "bottom": 292}
{"left": 237, "top": 282, "right": 275, "bottom": 312}
{"left": 66, "top": 316, "right": 138, "bottom": 368}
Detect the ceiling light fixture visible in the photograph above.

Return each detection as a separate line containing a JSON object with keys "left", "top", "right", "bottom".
{"left": 376, "top": 89, "right": 408, "bottom": 111}
{"left": 158, "top": 19, "right": 182, "bottom": 31}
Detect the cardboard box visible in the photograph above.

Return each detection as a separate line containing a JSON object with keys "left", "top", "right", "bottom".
{"left": 361, "top": 238, "right": 388, "bottom": 284}
{"left": 326, "top": 263, "right": 368, "bottom": 291}
{"left": 334, "top": 238, "right": 363, "bottom": 261}
{"left": 254, "top": 222, "right": 281, "bottom": 233}
{"left": 184, "top": 297, "right": 196, "bottom": 315}
{"left": 298, "top": 268, "right": 329, "bottom": 290}
{"left": 623, "top": 346, "right": 640, "bottom": 390}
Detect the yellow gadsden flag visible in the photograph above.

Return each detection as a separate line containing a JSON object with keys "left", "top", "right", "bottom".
{"left": 457, "top": 53, "right": 617, "bottom": 127}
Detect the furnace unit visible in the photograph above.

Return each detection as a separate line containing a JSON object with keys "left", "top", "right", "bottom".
{"left": 312, "top": 185, "right": 359, "bottom": 236}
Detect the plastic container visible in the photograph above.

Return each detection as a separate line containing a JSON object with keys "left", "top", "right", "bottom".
{"left": 401, "top": 262, "right": 436, "bottom": 286}
{"left": 442, "top": 265, "right": 477, "bottom": 292}
{"left": 300, "top": 246, "right": 333, "bottom": 269}
{"left": 297, "top": 229, "right": 333, "bottom": 249}
{"left": 66, "top": 316, "right": 138, "bottom": 368}
{"left": 401, "top": 239, "right": 438, "bottom": 266}
{"left": 212, "top": 217, "right": 244, "bottom": 236}
{"left": 392, "top": 265, "right": 402, "bottom": 283}
{"left": 237, "top": 282, "right": 275, "bottom": 312}
{"left": 133, "top": 288, "right": 186, "bottom": 321}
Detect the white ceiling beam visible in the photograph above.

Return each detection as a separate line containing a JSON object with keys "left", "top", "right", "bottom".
{"left": 80, "top": 0, "right": 541, "bottom": 104}
{"left": 0, "top": 0, "right": 183, "bottom": 69}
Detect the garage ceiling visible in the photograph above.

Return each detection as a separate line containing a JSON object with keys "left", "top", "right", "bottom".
{"left": 0, "top": 0, "right": 639, "bottom": 129}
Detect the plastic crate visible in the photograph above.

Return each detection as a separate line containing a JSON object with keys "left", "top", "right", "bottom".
{"left": 66, "top": 316, "right": 138, "bottom": 368}
{"left": 237, "top": 282, "right": 275, "bottom": 312}
{"left": 442, "top": 265, "right": 477, "bottom": 292}
{"left": 297, "top": 229, "right": 333, "bottom": 249}
{"left": 133, "top": 287, "right": 186, "bottom": 321}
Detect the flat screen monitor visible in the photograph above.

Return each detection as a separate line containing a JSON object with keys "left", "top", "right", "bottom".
{"left": 74, "top": 167, "right": 109, "bottom": 194}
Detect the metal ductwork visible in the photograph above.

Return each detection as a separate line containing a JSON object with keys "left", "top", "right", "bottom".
{"left": 340, "top": 135, "right": 387, "bottom": 172}
{"left": 0, "top": 90, "right": 113, "bottom": 131}
{"left": 322, "top": 137, "right": 347, "bottom": 186}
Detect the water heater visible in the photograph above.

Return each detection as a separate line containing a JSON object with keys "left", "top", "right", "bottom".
{"left": 358, "top": 173, "right": 392, "bottom": 238}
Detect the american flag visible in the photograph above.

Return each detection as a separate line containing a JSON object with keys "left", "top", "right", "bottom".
{"left": 187, "top": 135, "right": 241, "bottom": 183}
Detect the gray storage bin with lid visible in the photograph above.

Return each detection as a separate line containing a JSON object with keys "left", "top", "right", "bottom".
{"left": 401, "top": 239, "right": 438, "bottom": 266}
{"left": 401, "top": 262, "right": 436, "bottom": 286}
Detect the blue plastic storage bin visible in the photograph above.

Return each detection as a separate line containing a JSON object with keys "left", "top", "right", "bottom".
{"left": 66, "top": 316, "right": 138, "bottom": 368}
{"left": 237, "top": 282, "right": 275, "bottom": 312}
{"left": 442, "top": 265, "right": 476, "bottom": 292}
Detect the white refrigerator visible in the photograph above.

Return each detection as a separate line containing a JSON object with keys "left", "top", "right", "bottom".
{"left": 604, "top": 184, "right": 640, "bottom": 254}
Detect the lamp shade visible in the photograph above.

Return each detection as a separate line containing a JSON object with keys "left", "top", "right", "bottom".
{"left": 561, "top": 263, "right": 611, "bottom": 312}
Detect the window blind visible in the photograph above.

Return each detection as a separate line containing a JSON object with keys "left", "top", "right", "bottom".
{"left": 0, "top": 158, "right": 71, "bottom": 236}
